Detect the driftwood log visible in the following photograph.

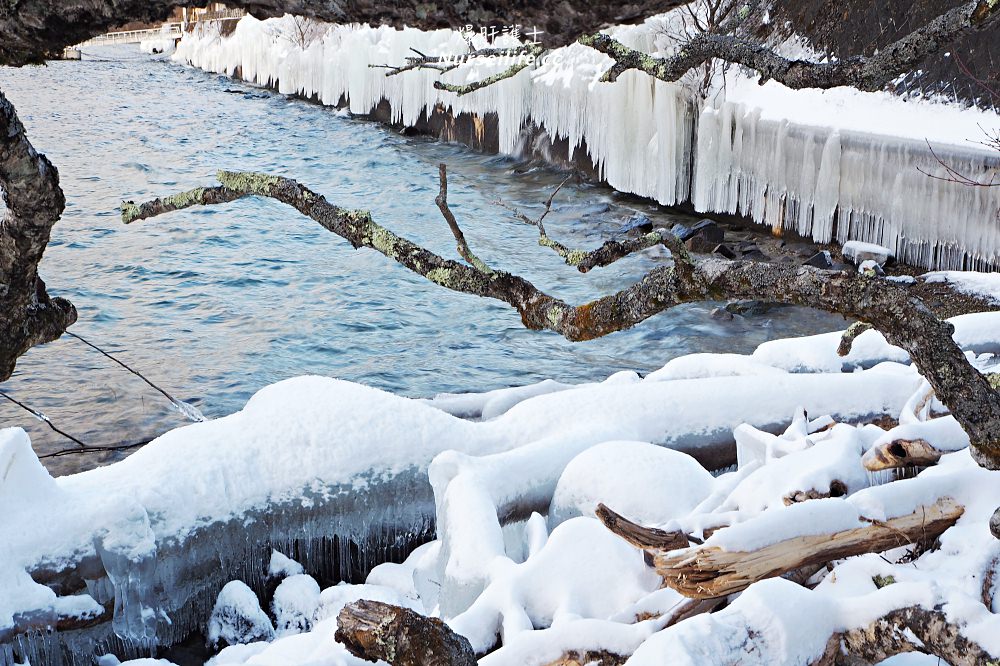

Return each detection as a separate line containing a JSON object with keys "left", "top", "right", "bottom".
{"left": 655, "top": 497, "right": 964, "bottom": 599}
{"left": 335, "top": 600, "right": 476, "bottom": 666}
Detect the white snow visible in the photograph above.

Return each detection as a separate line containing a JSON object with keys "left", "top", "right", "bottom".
{"left": 548, "top": 441, "right": 714, "bottom": 527}
{"left": 8, "top": 310, "right": 997, "bottom": 664}
{"left": 267, "top": 551, "right": 304, "bottom": 579}
{"left": 843, "top": 241, "right": 894, "bottom": 266}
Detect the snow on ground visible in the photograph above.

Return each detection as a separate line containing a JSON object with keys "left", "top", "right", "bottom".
{"left": 0, "top": 309, "right": 991, "bottom": 664}
{"left": 171, "top": 13, "right": 1000, "bottom": 269}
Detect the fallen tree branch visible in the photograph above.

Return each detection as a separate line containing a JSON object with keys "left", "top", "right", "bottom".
{"left": 335, "top": 600, "right": 476, "bottom": 666}
{"left": 596, "top": 503, "right": 689, "bottom": 551}
{"left": 579, "top": 1, "right": 1000, "bottom": 91}
{"left": 862, "top": 438, "right": 945, "bottom": 471}
{"left": 824, "top": 605, "right": 1000, "bottom": 666}
{"left": 655, "top": 497, "right": 963, "bottom": 599}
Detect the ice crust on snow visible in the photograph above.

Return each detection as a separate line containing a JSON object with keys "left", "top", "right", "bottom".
{"left": 173, "top": 13, "right": 1000, "bottom": 269}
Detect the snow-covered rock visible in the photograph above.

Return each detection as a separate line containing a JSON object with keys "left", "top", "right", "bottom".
{"left": 271, "top": 574, "right": 321, "bottom": 637}
{"left": 208, "top": 581, "right": 275, "bottom": 648}
{"left": 548, "top": 441, "right": 714, "bottom": 528}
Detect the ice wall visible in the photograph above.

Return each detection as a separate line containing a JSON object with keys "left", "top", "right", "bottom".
{"left": 173, "top": 14, "right": 1000, "bottom": 270}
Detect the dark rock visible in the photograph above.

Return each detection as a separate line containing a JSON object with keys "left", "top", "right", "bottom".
{"left": 713, "top": 244, "right": 737, "bottom": 260}
{"left": 619, "top": 213, "right": 654, "bottom": 234}
{"left": 684, "top": 220, "right": 725, "bottom": 253}
{"left": 742, "top": 249, "right": 770, "bottom": 262}
{"left": 803, "top": 251, "right": 833, "bottom": 269}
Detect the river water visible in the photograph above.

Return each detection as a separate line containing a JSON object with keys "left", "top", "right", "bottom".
{"left": 0, "top": 48, "right": 845, "bottom": 474}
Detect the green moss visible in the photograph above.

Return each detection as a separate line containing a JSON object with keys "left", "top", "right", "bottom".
{"left": 120, "top": 201, "right": 140, "bottom": 224}
{"left": 217, "top": 170, "right": 283, "bottom": 193}
{"left": 872, "top": 574, "right": 895, "bottom": 588}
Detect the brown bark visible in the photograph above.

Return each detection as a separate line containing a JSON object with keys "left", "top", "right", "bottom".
{"left": 595, "top": 503, "right": 689, "bottom": 550}
{"left": 655, "top": 497, "right": 963, "bottom": 599}
{"left": 824, "top": 605, "right": 1000, "bottom": 666}
{"left": 0, "top": 89, "right": 77, "bottom": 383}
{"left": 334, "top": 600, "right": 476, "bottom": 666}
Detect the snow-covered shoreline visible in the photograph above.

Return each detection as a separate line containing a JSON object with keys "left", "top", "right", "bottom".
{"left": 5, "top": 271, "right": 1000, "bottom": 663}
{"left": 172, "top": 14, "right": 1000, "bottom": 270}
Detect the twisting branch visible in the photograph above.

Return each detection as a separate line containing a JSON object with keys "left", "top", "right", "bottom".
{"left": 124, "top": 168, "right": 1000, "bottom": 468}
{"left": 821, "top": 605, "right": 1000, "bottom": 666}
{"left": 495, "top": 176, "right": 693, "bottom": 273}
{"left": 579, "top": 0, "right": 1000, "bottom": 90}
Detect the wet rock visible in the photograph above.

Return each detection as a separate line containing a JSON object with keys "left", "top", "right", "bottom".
{"left": 685, "top": 220, "right": 726, "bottom": 253}
{"left": 803, "top": 251, "right": 833, "bottom": 269}
{"left": 741, "top": 248, "right": 770, "bottom": 262}
{"left": 619, "top": 213, "right": 653, "bottom": 234}
{"left": 725, "top": 300, "right": 780, "bottom": 317}
{"left": 714, "top": 244, "right": 737, "bottom": 260}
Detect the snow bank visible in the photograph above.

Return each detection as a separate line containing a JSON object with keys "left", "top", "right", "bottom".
{"left": 8, "top": 311, "right": 1000, "bottom": 664}
{"left": 173, "top": 13, "right": 1000, "bottom": 269}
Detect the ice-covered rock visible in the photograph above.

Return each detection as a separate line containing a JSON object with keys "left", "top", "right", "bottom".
{"left": 548, "top": 441, "right": 715, "bottom": 528}
{"left": 271, "top": 574, "right": 321, "bottom": 637}
{"left": 843, "top": 241, "right": 893, "bottom": 266}
{"left": 207, "top": 581, "right": 275, "bottom": 649}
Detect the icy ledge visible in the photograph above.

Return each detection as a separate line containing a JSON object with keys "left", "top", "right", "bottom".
{"left": 173, "top": 13, "right": 1000, "bottom": 270}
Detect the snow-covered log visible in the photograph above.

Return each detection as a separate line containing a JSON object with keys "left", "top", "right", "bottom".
{"left": 655, "top": 496, "right": 964, "bottom": 599}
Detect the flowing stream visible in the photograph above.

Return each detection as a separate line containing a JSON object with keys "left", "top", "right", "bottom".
{"left": 0, "top": 48, "right": 846, "bottom": 475}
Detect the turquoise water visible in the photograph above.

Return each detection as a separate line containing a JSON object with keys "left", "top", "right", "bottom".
{"left": 0, "top": 49, "right": 845, "bottom": 473}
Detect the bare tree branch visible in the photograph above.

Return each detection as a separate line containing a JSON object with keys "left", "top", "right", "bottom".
{"left": 124, "top": 168, "right": 1000, "bottom": 468}
{"left": 579, "top": 0, "right": 1000, "bottom": 90}
{"left": 435, "top": 163, "right": 493, "bottom": 274}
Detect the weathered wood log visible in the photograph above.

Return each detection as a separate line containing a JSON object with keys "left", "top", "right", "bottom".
{"left": 335, "top": 600, "right": 476, "bottom": 666}
{"left": 821, "top": 605, "right": 1000, "bottom": 666}
{"left": 656, "top": 497, "right": 963, "bottom": 599}
{"left": 543, "top": 650, "right": 629, "bottom": 666}
{"left": 595, "top": 503, "right": 689, "bottom": 551}
{"left": 862, "top": 439, "right": 944, "bottom": 471}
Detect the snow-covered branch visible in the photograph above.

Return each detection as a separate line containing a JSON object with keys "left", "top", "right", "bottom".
{"left": 581, "top": 0, "right": 1000, "bottom": 91}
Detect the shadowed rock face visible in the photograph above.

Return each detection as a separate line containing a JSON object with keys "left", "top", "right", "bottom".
{"left": 768, "top": 0, "right": 999, "bottom": 104}
{"left": 0, "top": 0, "right": 683, "bottom": 66}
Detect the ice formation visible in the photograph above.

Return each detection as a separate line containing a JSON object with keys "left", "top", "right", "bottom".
{"left": 173, "top": 12, "right": 1000, "bottom": 269}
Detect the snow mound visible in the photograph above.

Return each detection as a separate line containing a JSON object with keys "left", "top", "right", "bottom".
{"left": 208, "top": 581, "right": 275, "bottom": 648}
{"left": 549, "top": 441, "right": 714, "bottom": 528}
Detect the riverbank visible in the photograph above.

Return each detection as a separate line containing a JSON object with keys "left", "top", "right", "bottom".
{"left": 173, "top": 12, "right": 1000, "bottom": 271}
{"left": 5, "top": 292, "right": 1000, "bottom": 664}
